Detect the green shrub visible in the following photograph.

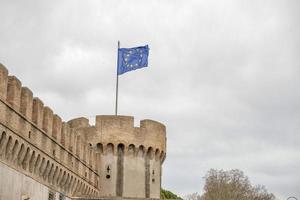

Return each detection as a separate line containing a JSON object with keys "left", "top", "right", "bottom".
{"left": 161, "top": 188, "right": 183, "bottom": 200}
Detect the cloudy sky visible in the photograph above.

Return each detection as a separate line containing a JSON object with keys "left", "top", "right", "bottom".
{"left": 0, "top": 0, "right": 299, "bottom": 199}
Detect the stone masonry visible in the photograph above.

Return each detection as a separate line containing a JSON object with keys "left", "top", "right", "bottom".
{"left": 0, "top": 63, "right": 166, "bottom": 200}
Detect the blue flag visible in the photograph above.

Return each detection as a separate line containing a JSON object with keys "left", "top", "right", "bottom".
{"left": 117, "top": 45, "right": 149, "bottom": 75}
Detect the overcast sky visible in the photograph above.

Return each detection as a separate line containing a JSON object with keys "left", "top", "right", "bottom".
{"left": 0, "top": 0, "right": 299, "bottom": 199}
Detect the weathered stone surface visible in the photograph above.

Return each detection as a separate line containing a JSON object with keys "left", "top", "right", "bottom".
{"left": 0, "top": 64, "right": 167, "bottom": 200}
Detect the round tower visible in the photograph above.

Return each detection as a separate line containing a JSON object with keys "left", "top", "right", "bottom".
{"left": 68, "top": 115, "right": 166, "bottom": 199}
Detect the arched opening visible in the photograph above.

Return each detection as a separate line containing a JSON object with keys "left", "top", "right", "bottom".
{"left": 0, "top": 131, "right": 7, "bottom": 148}
{"left": 9, "top": 139, "right": 18, "bottom": 160}
{"left": 5, "top": 136, "right": 13, "bottom": 158}
{"left": 65, "top": 173, "right": 70, "bottom": 188}
{"left": 106, "top": 143, "right": 114, "bottom": 154}
{"left": 138, "top": 145, "right": 145, "bottom": 157}
{"left": 68, "top": 176, "right": 73, "bottom": 192}
{"left": 56, "top": 169, "right": 63, "bottom": 185}
{"left": 52, "top": 166, "right": 59, "bottom": 185}
{"left": 43, "top": 160, "right": 50, "bottom": 179}
{"left": 48, "top": 163, "right": 54, "bottom": 181}
{"left": 21, "top": 147, "right": 30, "bottom": 169}
{"left": 96, "top": 143, "right": 103, "bottom": 153}
{"left": 61, "top": 171, "right": 66, "bottom": 186}
{"left": 155, "top": 149, "right": 160, "bottom": 160}
{"left": 147, "top": 147, "right": 154, "bottom": 159}
{"left": 17, "top": 143, "right": 25, "bottom": 164}
{"left": 29, "top": 151, "right": 36, "bottom": 172}
{"left": 128, "top": 144, "right": 135, "bottom": 156}
{"left": 39, "top": 157, "right": 46, "bottom": 176}
{"left": 33, "top": 154, "right": 41, "bottom": 173}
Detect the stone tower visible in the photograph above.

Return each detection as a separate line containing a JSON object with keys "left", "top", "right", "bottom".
{"left": 68, "top": 115, "right": 167, "bottom": 199}
{"left": 0, "top": 62, "right": 167, "bottom": 200}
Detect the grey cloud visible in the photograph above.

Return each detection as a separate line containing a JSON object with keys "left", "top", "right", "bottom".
{"left": 1, "top": 0, "right": 300, "bottom": 199}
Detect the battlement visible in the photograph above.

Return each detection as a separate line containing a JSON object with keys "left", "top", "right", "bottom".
{"left": 68, "top": 115, "right": 166, "bottom": 162}
{"left": 0, "top": 63, "right": 100, "bottom": 197}
{"left": 0, "top": 63, "right": 167, "bottom": 199}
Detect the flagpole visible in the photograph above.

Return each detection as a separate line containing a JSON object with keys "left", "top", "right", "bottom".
{"left": 115, "top": 41, "right": 120, "bottom": 115}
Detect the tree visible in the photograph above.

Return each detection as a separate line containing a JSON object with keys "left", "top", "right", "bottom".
{"left": 184, "top": 192, "right": 202, "bottom": 200}
{"left": 161, "top": 188, "right": 183, "bottom": 200}
{"left": 200, "top": 169, "right": 275, "bottom": 200}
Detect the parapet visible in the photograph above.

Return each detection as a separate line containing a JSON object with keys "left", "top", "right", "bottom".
{"left": 0, "top": 63, "right": 100, "bottom": 196}
{"left": 68, "top": 117, "right": 90, "bottom": 129}
{"left": 71, "top": 115, "right": 167, "bottom": 160}
{"left": 0, "top": 64, "right": 8, "bottom": 100}
{"left": 96, "top": 115, "right": 134, "bottom": 131}
{"left": 140, "top": 119, "right": 166, "bottom": 134}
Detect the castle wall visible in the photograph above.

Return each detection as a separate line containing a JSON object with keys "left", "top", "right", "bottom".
{"left": 98, "top": 144, "right": 117, "bottom": 197}
{"left": 0, "top": 161, "right": 71, "bottom": 200}
{"left": 0, "top": 63, "right": 168, "bottom": 200}
{"left": 123, "top": 145, "right": 145, "bottom": 198}
{"left": 149, "top": 158, "right": 161, "bottom": 198}
{"left": 68, "top": 115, "right": 167, "bottom": 199}
{"left": 94, "top": 116, "right": 166, "bottom": 152}
{"left": 0, "top": 64, "right": 100, "bottom": 198}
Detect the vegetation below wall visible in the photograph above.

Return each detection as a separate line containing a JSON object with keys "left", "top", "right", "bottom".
{"left": 161, "top": 188, "right": 183, "bottom": 200}
{"left": 185, "top": 169, "right": 275, "bottom": 200}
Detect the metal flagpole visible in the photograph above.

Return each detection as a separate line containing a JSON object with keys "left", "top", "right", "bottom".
{"left": 115, "top": 41, "right": 120, "bottom": 115}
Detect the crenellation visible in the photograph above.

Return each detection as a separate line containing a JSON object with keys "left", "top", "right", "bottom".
{"left": 20, "top": 87, "right": 33, "bottom": 119}
{"left": 63, "top": 122, "right": 71, "bottom": 150}
{"left": 52, "top": 114, "right": 62, "bottom": 140}
{"left": 0, "top": 63, "right": 8, "bottom": 100}
{"left": 1, "top": 100, "right": 99, "bottom": 197}
{"left": 61, "top": 122, "right": 69, "bottom": 147}
{"left": 7, "top": 76, "right": 22, "bottom": 111}
{"left": 19, "top": 88, "right": 33, "bottom": 140}
{"left": 32, "top": 97, "right": 44, "bottom": 128}
{"left": 140, "top": 119, "right": 165, "bottom": 132}
{"left": 68, "top": 117, "right": 90, "bottom": 129}
{"left": 69, "top": 115, "right": 167, "bottom": 198}
{"left": 82, "top": 116, "right": 167, "bottom": 161}
{"left": 0, "top": 63, "right": 167, "bottom": 199}
{"left": 96, "top": 115, "right": 134, "bottom": 131}
{"left": 43, "top": 106, "right": 53, "bottom": 135}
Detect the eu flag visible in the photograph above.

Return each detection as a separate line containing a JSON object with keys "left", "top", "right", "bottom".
{"left": 117, "top": 45, "right": 149, "bottom": 75}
